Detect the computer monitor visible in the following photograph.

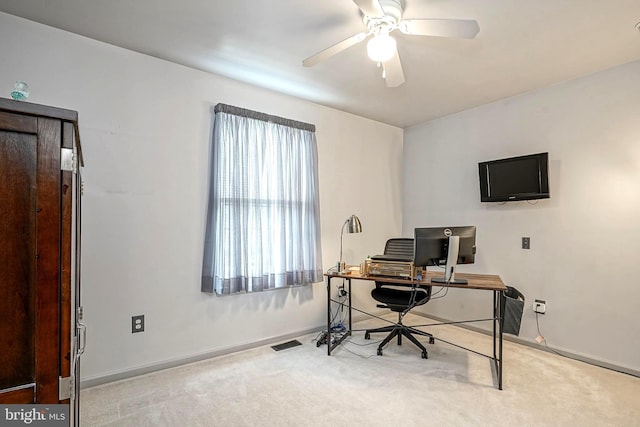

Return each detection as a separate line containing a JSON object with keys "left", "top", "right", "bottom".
{"left": 414, "top": 226, "right": 476, "bottom": 285}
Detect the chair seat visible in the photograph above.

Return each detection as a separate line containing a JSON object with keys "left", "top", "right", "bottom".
{"left": 371, "top": 286, "right": 429, "bottom": 312}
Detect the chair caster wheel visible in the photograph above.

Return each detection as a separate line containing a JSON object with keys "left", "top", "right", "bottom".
{"left": 429, "top": 337, "right": 435, "bottom": 344}
{"left": 377, "top": 348, "right": 383, "bottom": 356}
{"left": 316, "top": 332, "right": 328, "bottom": 347}
{"left": 421, "top": 351, "right": 428, "bottom": 359}
{"left": 364, "top": 332, "right": 370, "bottom": 340}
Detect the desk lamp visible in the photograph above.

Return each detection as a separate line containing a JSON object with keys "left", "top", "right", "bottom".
{"left": 338, "top": 214, "right": 362, "bottom": 272}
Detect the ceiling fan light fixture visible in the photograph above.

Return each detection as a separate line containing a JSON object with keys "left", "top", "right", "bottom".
{"left": 366, "top": 33, "right": 396, "bottom": 63}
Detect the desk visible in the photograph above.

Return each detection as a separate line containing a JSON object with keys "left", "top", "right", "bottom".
{"left": 324, "top": 270, "right": 508, "bottom": 389}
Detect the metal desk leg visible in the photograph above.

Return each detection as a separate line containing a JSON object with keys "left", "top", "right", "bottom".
{"left": 493, "top": 290, "right": 503, "bottom": 390}
{"left": 493, "top": 291, "right": 497, "bottom": 359}
{"left": 498, "top": 290, "right": 503, "bottom": 390}
{"left": 326, "top": 275, "right": 332, "bottom": 356}
{"left": 347, "top": 278, "right": 352, "bottom": 335}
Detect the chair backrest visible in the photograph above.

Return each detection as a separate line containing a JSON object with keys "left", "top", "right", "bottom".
{"left": 384, "top": 238, "right": 414, "bottom": 258}
{"left": 377, "top": 238, "right": 431, "bottom": 303}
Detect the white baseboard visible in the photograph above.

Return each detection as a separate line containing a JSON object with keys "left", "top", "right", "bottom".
{"left": 80, "top": 312, "right": 374, "bottom": 389}
{"left": 417, "top": 312, "right": 640, "bottom": 379}
{"left": 82, "top": 310, "right": 638, "bottom": 389}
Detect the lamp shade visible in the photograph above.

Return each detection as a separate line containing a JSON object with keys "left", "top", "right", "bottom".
{"left": 346, "top": 214, "right": 362, "bottom": 234}
{"left": 367, "top": 33, "right": 396, "bottom": 63}
{"left": 339, "top": 214, "right": 363, "bottom": 267}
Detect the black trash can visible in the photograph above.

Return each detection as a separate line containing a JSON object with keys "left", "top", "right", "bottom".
{"left": 501, "top": 286, "right": 525, "bottom": 336}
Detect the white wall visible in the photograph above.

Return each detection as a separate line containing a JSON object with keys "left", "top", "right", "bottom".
{"left": 404, "top": 59, "right": 640, "bottom": 372}
{"left": 0, "top": 13, "right": 404, "bottom": 381}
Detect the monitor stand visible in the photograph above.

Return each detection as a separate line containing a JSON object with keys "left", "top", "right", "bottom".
{"left": 431, "top": 276, "right": 468, "bottom": 285}
{"left": 430, "top": 235, "right": 468, "bottom": 285}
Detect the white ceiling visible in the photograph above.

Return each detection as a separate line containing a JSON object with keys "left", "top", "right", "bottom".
{"left": 1, "top": 0, "right": 640, "bottom": 128}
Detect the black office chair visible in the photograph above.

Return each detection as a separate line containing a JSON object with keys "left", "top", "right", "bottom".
{"left": 364, "top": 238, "right": 435, "bottom": 359}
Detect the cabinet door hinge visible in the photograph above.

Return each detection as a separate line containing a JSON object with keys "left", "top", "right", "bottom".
{"left": 59, "top": 376, "right": 74, "bottom": 400}
{"left": 61, "top": 147, "right": 77, "bottom": 173}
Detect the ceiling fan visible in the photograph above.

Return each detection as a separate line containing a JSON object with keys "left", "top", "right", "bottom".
{"left": 302, "top": 0, "right": 479, "bottom": 87}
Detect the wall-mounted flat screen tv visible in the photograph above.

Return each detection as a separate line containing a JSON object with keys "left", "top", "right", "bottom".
{"left": 478, "top": 152, "right": 550, "bottom": 202}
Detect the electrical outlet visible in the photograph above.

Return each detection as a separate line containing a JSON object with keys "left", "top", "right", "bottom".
{"left": 132, "top": 315, "right": 145, "bottom": 333}
{"left": 533, "top": 300, "right": 546, "bottom": 314}
{"left": 522, "top": 237, "right": 530, "bottom": 250}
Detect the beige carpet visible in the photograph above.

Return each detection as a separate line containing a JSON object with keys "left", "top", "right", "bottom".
{"left": 81, "top": 314, "right": 640, "bottom": 426}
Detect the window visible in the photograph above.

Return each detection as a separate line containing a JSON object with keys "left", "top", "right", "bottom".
{"left": 201, "top": 104, "right": 323, "bottom": 295}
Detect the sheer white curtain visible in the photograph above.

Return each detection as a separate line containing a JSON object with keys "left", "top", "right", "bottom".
{"left": 202, "top": 104, "right": 323, "bottom": 295}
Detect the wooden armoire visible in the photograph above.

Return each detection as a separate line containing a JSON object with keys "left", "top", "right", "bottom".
{"left": 0, "top": 97, "right": 84, "bottom": 424}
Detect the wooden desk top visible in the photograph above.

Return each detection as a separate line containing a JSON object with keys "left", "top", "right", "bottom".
{"left": 325, "top": 269, "right": 506, "bottom": 292}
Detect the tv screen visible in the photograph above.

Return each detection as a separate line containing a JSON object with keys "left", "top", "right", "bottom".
{"left": 478, "top": 152, "right": 550, "bottom": 202}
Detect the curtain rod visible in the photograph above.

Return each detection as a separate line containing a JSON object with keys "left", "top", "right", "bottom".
{"left": 214, "top": 103, "right": 315, "bottom": 133}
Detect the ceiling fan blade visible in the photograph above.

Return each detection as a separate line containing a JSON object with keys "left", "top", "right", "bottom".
{"left": 353, "top": 0, "right": 385, "bottom": 18}
{"left": 399, "top": 19, "right": 480, "bottom": 39}
{"left": 382, "top": 48, "right": 405, "bottom": 88}
{"left": 302, "top": 32, "right": 368, "bottom": 67}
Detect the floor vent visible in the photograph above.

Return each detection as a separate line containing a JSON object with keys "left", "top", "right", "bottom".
{"left": 271, "top": 340, "right": 302, "bottom": 351}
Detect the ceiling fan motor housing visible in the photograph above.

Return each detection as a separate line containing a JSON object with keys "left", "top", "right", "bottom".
{"left": 363, "top": 0, "right": 404, "bottom": 33}
{"left": 380, "top": 0, "right": 403, "bottom": 21}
